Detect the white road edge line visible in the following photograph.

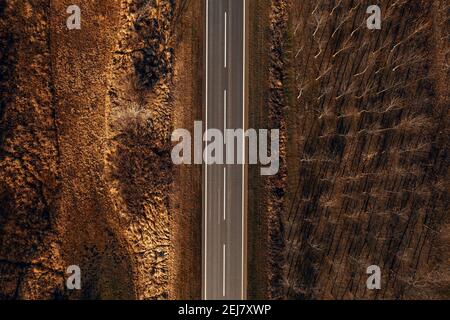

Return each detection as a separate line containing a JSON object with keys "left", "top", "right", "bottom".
{"left": 241, "top": 0, "right": 246, "bottom": 301}
{"left": 224, "top": 12, "right": 227, "bottom": 68}
{"left": 223, "top": 243, "right": 226, "bottom": 297}
{"left": 204, "top": 0, "right": 208, "bottom": 301}
{"left": 224, "top": 89, "right": 227, "bottom": 222}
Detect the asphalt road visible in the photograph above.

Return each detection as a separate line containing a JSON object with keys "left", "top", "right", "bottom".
{"left": 203, "top": 0, "right": 247, "bottom": 300}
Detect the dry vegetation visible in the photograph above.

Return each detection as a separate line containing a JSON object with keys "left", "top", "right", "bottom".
{"left": 265, "top": 0, "right": 289, "bottom": 299}
{"left": 254, "top": 0, "right": 449, "bottom": 299}
{"left": 106, "top": 0, "right": 200, "bottom": 300}
{"left": 0, "top": 0, "right": 201, "bottom": 300}
{"left": 0, "top": 0, "right": 64, "bottom": 299}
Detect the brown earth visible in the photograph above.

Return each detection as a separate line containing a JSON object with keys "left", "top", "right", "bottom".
{"left": 248, "top": 0, "right": 449, "bottom": 299}
{"left": 170, "top": 0, "right": 203, "bottom": 300}
{"left": 0, "top": 0, "right": 202, "bottom": 300}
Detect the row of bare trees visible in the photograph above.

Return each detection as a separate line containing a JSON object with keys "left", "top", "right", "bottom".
{"left": 283, "top": 0, "right": 448, "bottom": 299}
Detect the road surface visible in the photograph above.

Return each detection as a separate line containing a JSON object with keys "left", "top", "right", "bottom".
{"left": 203, "top": 0, "right": 248, "bottom": 300}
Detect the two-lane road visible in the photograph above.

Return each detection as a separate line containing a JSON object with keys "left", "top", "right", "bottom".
{"left": 203, "top": 0, "right": 247, "bottom": 300}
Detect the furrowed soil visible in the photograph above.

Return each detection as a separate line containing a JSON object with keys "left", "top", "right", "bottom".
{"left": 249, "top": 0, "right": 449, "bottom": 299}
{"left": 0, "top": 0, "right": 201, "bottom": 299}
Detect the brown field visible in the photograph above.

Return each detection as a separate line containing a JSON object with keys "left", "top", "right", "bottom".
{"left": 248, "top": 0, "right": 449, "bottom": 299}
